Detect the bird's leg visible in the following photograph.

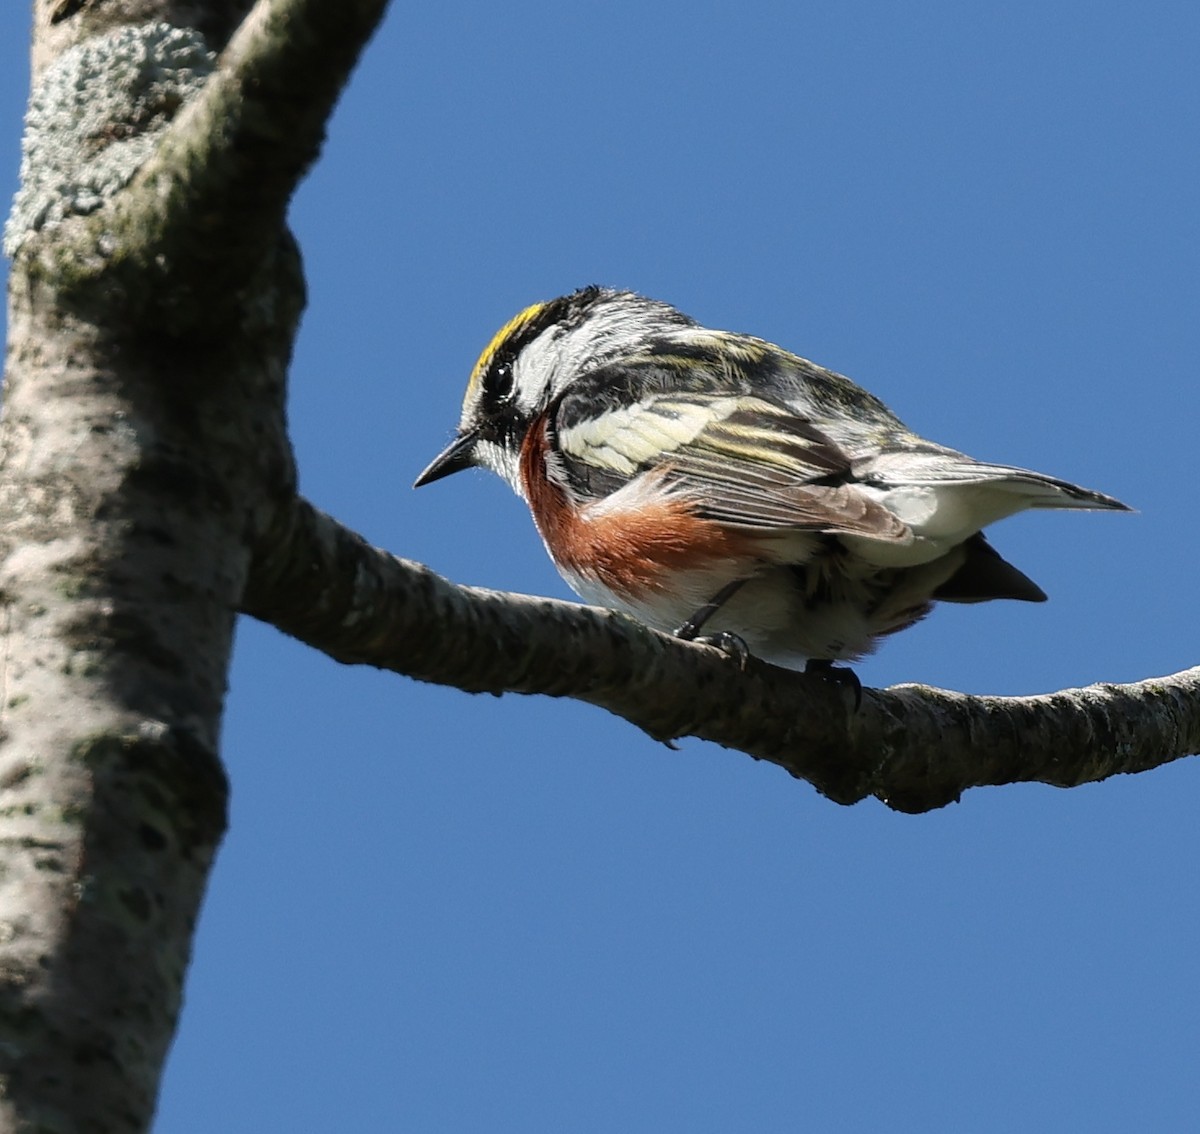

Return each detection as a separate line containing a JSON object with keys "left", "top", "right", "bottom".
{"left": 674, "top": 577, "right": 749, "bottom": 640}
{"left": 674, "top": 578, "right": 751, "bottom": 668}
{"left": 804, "top": 658, "right": 863, "bottom": 710}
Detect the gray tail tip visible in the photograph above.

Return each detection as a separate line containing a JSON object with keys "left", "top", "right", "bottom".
{"left": 1071, "top": 486, "right": 1134, "bottom": 512}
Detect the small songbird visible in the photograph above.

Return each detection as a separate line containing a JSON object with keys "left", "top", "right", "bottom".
{"left": 415, "top": 287, "right": 1129, "bottom": 674}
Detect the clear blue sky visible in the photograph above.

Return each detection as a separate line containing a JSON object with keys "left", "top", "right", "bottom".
{"left": 3, "top": 3, "right": 1199, "bottom": 1130}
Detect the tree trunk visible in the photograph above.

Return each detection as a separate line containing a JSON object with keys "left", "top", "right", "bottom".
{"left": 0, "top": 1, "right": 380, "bottom": 1128}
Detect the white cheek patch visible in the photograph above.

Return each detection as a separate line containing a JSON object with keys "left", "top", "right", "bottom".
{"left": 473, "top": 438, "right": 523, "bottom": 496}
{"left": 560, "top": 397, "right": 740, "bottom": 475}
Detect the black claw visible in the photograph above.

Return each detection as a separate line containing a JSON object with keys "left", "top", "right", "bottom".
{"left": 691, "top": 630, "right": 751, "bottom": 670}
{"left": 804, "top": 658, "right": 863, "bottom": 710}
{"left": 673, "top": 616, "right": 704, "bottom": 643}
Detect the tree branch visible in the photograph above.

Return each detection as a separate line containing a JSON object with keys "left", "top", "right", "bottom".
{"left": 244, "top": 496, "right": 1200, "bottom": 812}
{"left": 122, "top": 0, "right": 391, "bottom": 279}
{"left": 13, "top": 0, "right": 392, "bottom": 332}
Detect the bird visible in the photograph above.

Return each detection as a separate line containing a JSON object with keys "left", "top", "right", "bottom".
{"left": 415, "top": 286, "right": 1129, "bottom": 677}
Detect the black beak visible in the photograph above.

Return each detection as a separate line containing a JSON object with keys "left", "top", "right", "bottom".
{"left": 413, "top": 429, "right": 481, "bottom": 488}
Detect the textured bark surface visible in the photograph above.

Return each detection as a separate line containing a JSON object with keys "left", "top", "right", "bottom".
{"left": 243, "top": 498, "right": 1200, "bottom": 812}
{"left": 0, "top": 275, "right": 241, "bottom": 1132}
{"left": 1, "top": 0, "right": 386, "bottom": 1129}
{"left": 31, "top": 0, "right": 254, "bottom": 85}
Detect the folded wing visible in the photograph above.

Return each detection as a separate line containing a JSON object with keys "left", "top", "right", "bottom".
{"left": 553, "top": 387, "right": 912, "bottom": 543}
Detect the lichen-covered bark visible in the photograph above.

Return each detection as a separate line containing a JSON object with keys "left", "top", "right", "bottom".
{"left": 31, "top": 0, "right": 254, "bottom": 86}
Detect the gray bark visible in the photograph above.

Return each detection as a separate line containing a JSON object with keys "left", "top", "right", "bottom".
{"left": 244, "top": 498, "right": 1200, "bottom": 813}
{"left": 1, "top": 1, "right": 384, "bottom": 1129}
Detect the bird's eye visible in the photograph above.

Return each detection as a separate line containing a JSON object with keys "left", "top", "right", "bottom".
{"left": 491, "top": 361, "right": 516, "bottom": 402}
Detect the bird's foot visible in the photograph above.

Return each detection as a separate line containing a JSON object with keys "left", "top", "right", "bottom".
{"left": 691, "top": 630, "right": 751, "bottom": 670}
{"left": 673, "top": 618, "right": 751, "bottom": 669}
{"left": 804, "top": 658, "right": 863, "bottom": 710}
